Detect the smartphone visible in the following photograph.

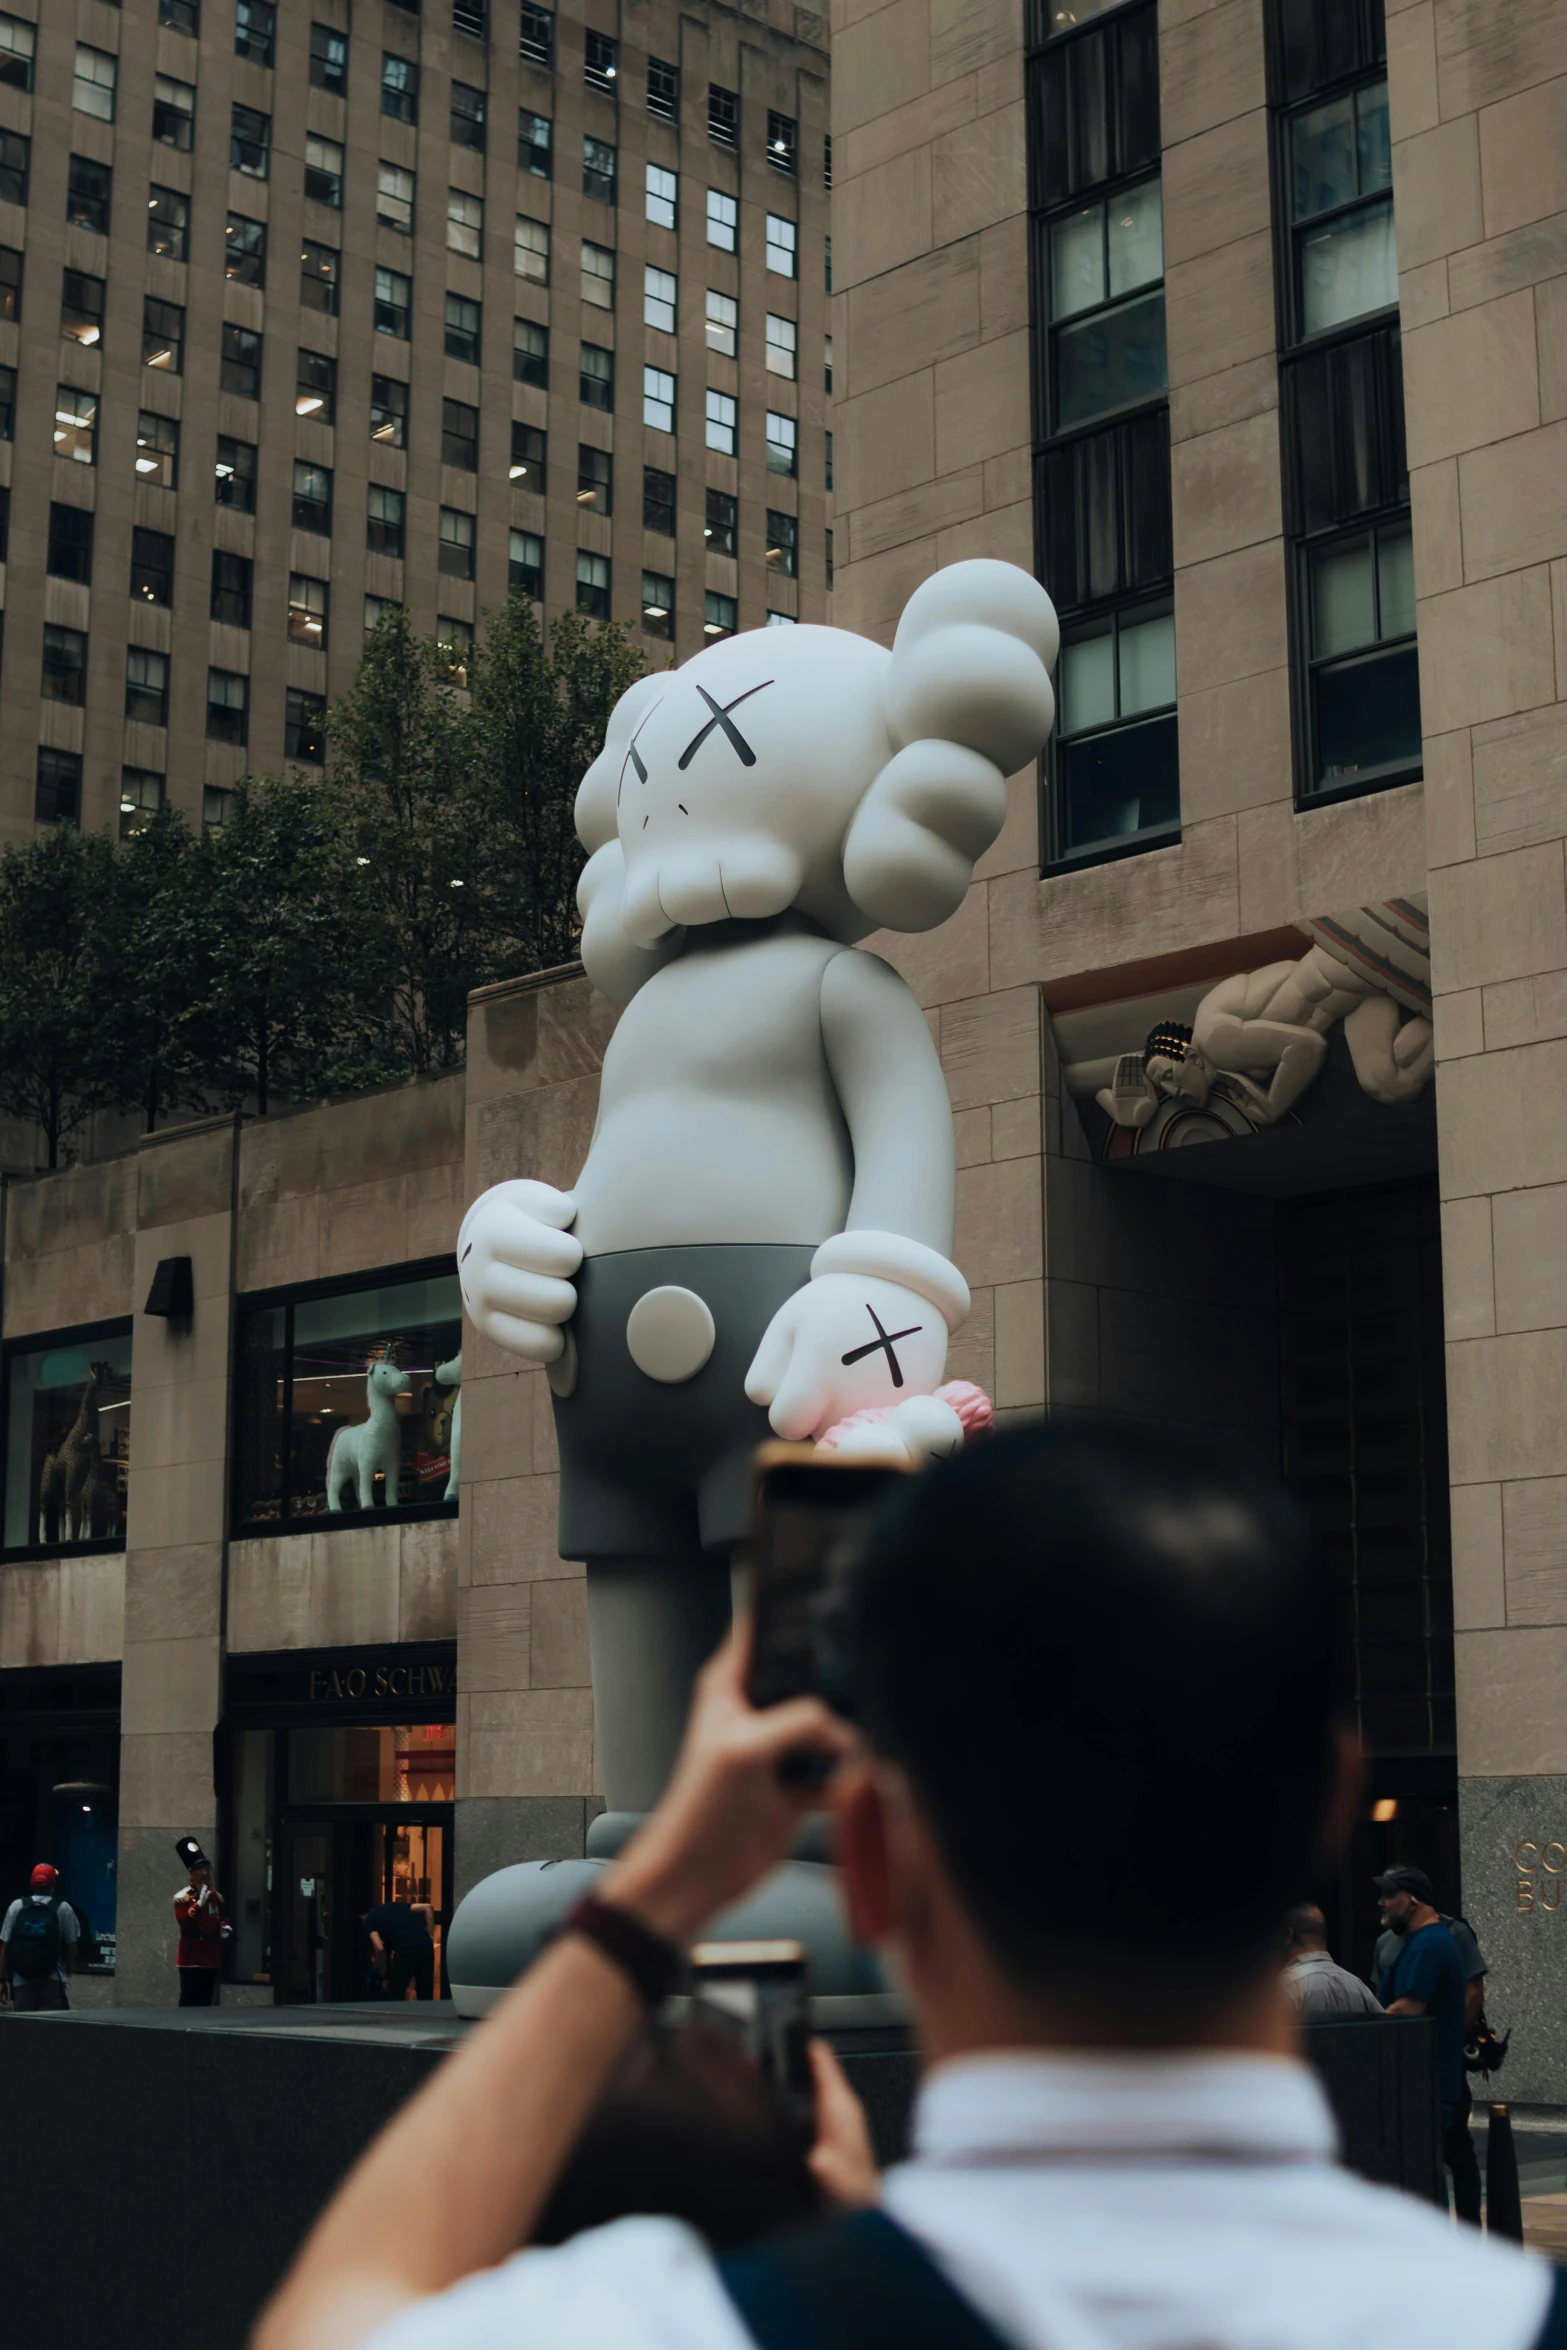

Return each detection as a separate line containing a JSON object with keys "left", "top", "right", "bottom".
{"left": 690, "top": 1938, "right": 814, "bottom": 2127}
{"left": 746, "top": 1451, "right": 905, "bottom": 1716}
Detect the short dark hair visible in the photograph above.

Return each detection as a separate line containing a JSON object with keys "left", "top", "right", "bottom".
{"left": 847, "top": 1418, "right": 1343, "bottom": 2009}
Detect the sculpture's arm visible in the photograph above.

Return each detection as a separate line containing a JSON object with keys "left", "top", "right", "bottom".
{"left": 818, "top": 947, "right": 955, "bottom": 1253}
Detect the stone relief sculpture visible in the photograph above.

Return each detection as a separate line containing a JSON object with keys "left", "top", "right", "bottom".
{"left": 326, "top": 1355, "right": 410, "bottom": 1512}
{"left": 1096, "top": 899, "right": 1433, "bottom": 1137}
{"left": 457, "top": 560, "right": 1059, "bottom": 1813}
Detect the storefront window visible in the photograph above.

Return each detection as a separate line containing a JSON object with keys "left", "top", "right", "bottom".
{"left": 289, "top": 1723, "right": 456, "bottom": 1804}
{"left": 2, "top": 1327, "right": 132, "bottom": 1555}
{"left": 0, "top": 1668, "right": 120, "bottom": 1971}
{"left": 232, "top": 1268, "right": 461, "bottom": 1531}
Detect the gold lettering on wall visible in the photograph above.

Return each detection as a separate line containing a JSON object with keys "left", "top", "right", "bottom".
{"left": 1519, "top": 1879, "right": 1536, "bottom": 1911}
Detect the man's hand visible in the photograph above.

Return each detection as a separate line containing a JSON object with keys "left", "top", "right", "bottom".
{"left": 458, "top": 1179, "right": 582, "bottom": 1365}
{"left": 604, "top": 1620, "right": 855, "bottom": 1944}
{"left": 746, "top": 1274, "right": 948, "bottom": 1442}
{"left": 807, "top": 2039, "right": 880, "bottom": 2208}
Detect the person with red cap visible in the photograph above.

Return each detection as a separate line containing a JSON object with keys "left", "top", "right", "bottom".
{"left": 0, "top": 1863, "right": 80, "bottom": 2011}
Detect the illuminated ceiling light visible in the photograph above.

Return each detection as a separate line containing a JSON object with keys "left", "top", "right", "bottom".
{"left": 1371, "top": 1798, "right": 1397, "bottom": 1823}
{"left": 296, "top": 394, "right": 324, "bottom": 415}
{"left": 644, "top": 604, "right": 667, "bottom": 618}
{"left": 508, "top": 461, "right": 525, "bottom": 478}
{"left": 135, "top": 455, "right": 159, "bottom": 473}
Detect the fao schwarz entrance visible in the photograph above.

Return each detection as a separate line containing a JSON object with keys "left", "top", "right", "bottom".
{"left": 223, "top": 1646, "right": 456, "bottom": 2006}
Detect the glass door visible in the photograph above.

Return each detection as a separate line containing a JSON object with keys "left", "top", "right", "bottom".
{"left": 282, "top": 1821, "right": 333, "bottom": 2003}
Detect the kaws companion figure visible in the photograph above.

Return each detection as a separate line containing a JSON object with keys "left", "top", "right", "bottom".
{"left": 459, "top": 560, "right": 1058, "bottom": 1811}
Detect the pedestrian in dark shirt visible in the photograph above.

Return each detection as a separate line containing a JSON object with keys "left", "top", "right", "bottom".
{"left": 1376, "top": 1868, "right": 1478, "bottom": 2224}
{"left": 365, "top": 1901, "right": 436, "bottom": 2001}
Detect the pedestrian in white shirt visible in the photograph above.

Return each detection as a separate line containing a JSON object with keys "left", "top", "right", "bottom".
{"left": 254, "top": 1420, "right": 1561, "bottom": 2350}
{"left": 1283, "top": 1903, "right": 1385, "bottom": 2020}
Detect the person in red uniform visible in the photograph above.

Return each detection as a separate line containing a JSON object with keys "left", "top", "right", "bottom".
{"left": 173, "top": 1835, "right": 229, "bottom": 2007}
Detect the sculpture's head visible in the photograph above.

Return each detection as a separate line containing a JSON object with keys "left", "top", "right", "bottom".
{"left": 367, "top": 1359, "right": 412, "bottom": 1400}
{"left": 573, "top": 560, "right": 1059, "bottom": 1001}
{"left": 1143, "top": 1021, "right": 1215, "bottom": 1108}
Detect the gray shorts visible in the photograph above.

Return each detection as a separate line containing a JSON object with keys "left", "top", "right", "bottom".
{"left": 552, "top": 1243, "right": 813, "bottom": 1561}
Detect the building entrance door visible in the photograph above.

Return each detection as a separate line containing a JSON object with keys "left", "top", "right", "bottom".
{"left": 279, "top": 1807, "right": 452, "bottom": 2004}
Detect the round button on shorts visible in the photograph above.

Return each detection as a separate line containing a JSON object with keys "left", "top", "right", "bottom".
{"left": 625, "top": 1286, "right": 718, "bottom": 1383}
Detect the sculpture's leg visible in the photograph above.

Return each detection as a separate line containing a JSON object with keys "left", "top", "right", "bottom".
{"left": 585, "top": 1553, "right": 733, "bottom": 1813}
{"left": 1343, "top": 995, "right": 1435, "bottom": 1104}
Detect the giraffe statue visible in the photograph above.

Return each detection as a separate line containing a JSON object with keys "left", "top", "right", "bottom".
{"left": 37, "top": 1361, "right": 113, "bottom": 1544}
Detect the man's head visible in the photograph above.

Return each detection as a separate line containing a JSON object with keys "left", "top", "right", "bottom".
{"left": 29, "top": 1864, "right": 56, "bottom": 1892}
{"left": 1374, "top": 1864, "right": 1433, "bottom": 1935}
{"left": 1285, "top": 1903, "right": 1328, "bottom": 1956}
{"left": 839, "top": 1419, "right": 1349, "bottom": 2033}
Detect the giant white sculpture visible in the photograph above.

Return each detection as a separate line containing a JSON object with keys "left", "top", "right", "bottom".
{"left": 458, "top": 561, "right": 1059, "bottom": 1812}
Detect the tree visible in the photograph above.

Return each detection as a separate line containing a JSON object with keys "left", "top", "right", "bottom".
{"left": 0, "top": 824, "right": 123, "bottom": 1166}
{"left": 467, "top": 596, "right": 648, "bottom": 974}
{"left": 104, "top": 804, "right": 207, "bottom": 1132}
{"left": 325, "top": 606, "right": 492, "bottom": 1076}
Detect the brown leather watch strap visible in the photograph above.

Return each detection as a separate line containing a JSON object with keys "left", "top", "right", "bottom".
{"left": 562, "top": 1893, "right": 685, "bottom": 2006}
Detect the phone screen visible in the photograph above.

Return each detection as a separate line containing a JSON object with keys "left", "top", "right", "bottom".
{"left": 689, "top": 1939, "right": 814, "bottom": 2125}
{"left": 746, "top": 1458, "right": 903, "bottom": 1713}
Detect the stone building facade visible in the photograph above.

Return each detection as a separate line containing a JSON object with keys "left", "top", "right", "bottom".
{"left": 0, "top": 0, "right": 829, "bottom": 844}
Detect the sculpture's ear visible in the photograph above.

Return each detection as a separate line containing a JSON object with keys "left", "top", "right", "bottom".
{"left": 576, "top": 672, "right": 666, "bottom": 855}
{"left": 842, "top": 560, "right": 1059, "bottom": 934}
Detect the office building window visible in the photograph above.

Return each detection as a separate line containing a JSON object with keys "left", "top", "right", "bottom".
{"left": 447, "top": 188, "right": 483, "bottom": 258}
{"left": 519, "top": 4, "right": 554, "bottom": 66}
{"left": 285, "top": 691, "right": 327, "bottom": 765}
{"left": 446, "top": 293, "right": 481, "bottom": 364}
{"left": 825, "top": 528, "right": 834, "bottom": 588}
{"left": 511, "top": 421, "right": 545, "bottom": 484}
{"left": 295, "top": 350, "right": 333, "bottom": 421}
{"left": 67, "top": 155, "right": 107, "bottom": 234}
{"left": 125, "top": 646, "right": 170, "bottom": 725}
{"left": 136, "top": 413, "right": 179, "bottom": 488}
{"left": 375, "top": 267, "right": 412, "bottom": 337}
{"left": 516, "top": 216, "right": 550, "bottom": 283}
{"left": 43, "top": 625, "right": 88, "bottom": 705}
{"left": 766, "top": 611, "right": 796, "bottom": 626}
{"left": 510, "top": 529, "right": 543, "bottom": 595}
{"left": 706, "top": 389, "right": 737, "bottom": 455}
{"left": 207, "top": 669, "right": 248, "bottom": 746}
{"left": 446, "top": 84, "right": 485, "bottom": 155}
{"left": 120, "top": 769, "right": 165, "bottom": 840}
{"left": 75, "top": 46, "right": 117, "bottom": 122}
{"left": 62, "top": 270, "right": 105, "bottom": 348}
{"left": 648, "top": 57, "right": 679, "bottom": 121}
{"left": 215, "top": 436, "right": 257, "bottom": 510}
{"left": 222, "top": 323, "right": 263, "bottom": 401}
{"left": 580, "top": 343, "right": 613, "bottom": 410}
{"left": 130, "top": 525, "right": 175, "bottom": 603}
{"left": 646, "top": 164, "right": 678, "bottom": 231}
{"left": 231, "top": 103, "right": 271, "bottom": 179}
{"left": 766, "top": 510, "right": 797, "bottom": 578}
{"left": 371, "top": 376, "right": 408, "bottom": 446}
{"left": 301, "top": 241, "right": 339, "bottom": 315}
{"left": 704, "top": 590, "right": 736, "bottom": 639}
{"left": 584, "top": 136, "right": 616, "bottom": 205}
{"left": 707, "top": 189, "right": 738, "bottom": 252}
{"left": 577, "top": 551, "right": 610, "bottom": 618}
{"left": 203, "top": 787, "right": 231, "bottom": 829}
{"left": 227, "top": 214, "right": 267, "bottom": 287}
{"left": 382, "top": 53, "right": 419, "bottom": 124}
{"left": 0, "top": 14, "right": 33, "bottom": 92}
{"left": 210, "top": 545, "right": 252, "bottom": 625}
{"left": 577, "top": 444, "right": 612, "bottom": 514}
{"left": 581, "top": 242, "right": 615, "bottom": 308}
{"left": 152, "top": 74, "right": 194, "bottom": 147}
{"left": 1053, "top": 601, "right": 1178, "bottom": 861}
{"left": 306, "top": 137, "right": 345, "bottom": 207}
{"left": 765, "top": 313, "right": 797, "bottom": 379}
{"left": 705, "top": 487, "right": 737, "bottom": 555}
{"left": 47, "top": 503, "right": 94, "bottom": 584}
{"left": 293, "top": 460, "right": 332, "bottom": 533}
{"left": 824, "top": 135, "right": 833, "bottom": 190}
{"left": 35, "top": 749, "right": 83, "bottom": 827}
{"left": 367, "top": 484, "right": 406, "bottom": 557}
{"left": 378, "top": 164, "right": 415, "bottom": 234}
{"left": 513, "top": 318, "right": 548, "bottom": 387}
{"left": 644, "top": 467, "right": 676, "bottom": 536}
{"left": 146, "top": 190, "right": 189, "bottom": 267}
{"left": 1046, "top": 181, "right": 1165, "bottom": 427}
{"left": 765, "top": 214, "right": 797, "bottom": 277}
{"left": 642, "top": 570, "right": 674, "bottom": 639}
{"left": 643, "top": 365, "right": 675, "bottom": 433}
{"left": 442, "top": 399, "right": 479, "bottom": 469}
{"left": 1284, "top": 78, "right": 1393, "bottom": 337}
{"left": 825, "top": 334, "right": 834, "bottom": 393}
{"left": 235, "top": 1, "right": 276, "bottom": 65}
{"left": 55, "top": 387, "right": 97, "bottom": 464}
{"left": 644, "top": 266, "right": 677, "bottom": 335}
{"left": 1302, "top": 518, "right": 1418, "bottom": 791}
{"left": 439, "top": 618, "right": 474, "bottom": 685}
{"left": 519, "top": 110, "right": 552, "bottom": 177}
{"left": 161, "top": 0, "right": 200, "bottom": 31}
{"left": 585, "top": 31, "right": 618, "bottom": 94}
{"left": 765, "top": 410, "right": 796, "bottom": 474}
{"left": 709, "top": 84, "right": 738, "bottom": 148}
{"left": 706, "top": 289, "right": 738, "bottom": 355}
{"left": 0, "top": 362, "right": 12, "bottom": 440}
{"left": 767, "top": 111, "right": 797, "bottom": 172}
{"left": 142, "top": 297, "right": 184, "bottom": 371}
{"left": 308, "top": 18, "right": 346, "bottom": 82}
{"left": 454, "top": 0, "right": 486, "bottom": 35}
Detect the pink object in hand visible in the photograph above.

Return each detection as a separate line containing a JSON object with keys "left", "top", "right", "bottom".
{"left": 816, "top": 1380, "right": 994, "bottom": 1454}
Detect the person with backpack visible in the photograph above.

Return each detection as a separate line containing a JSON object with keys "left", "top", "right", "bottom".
{"left": 256, "top": 1422, "right": 1561, "bottom": 2350}
{"left": 0, "top": 1863, "right": 80, "bottom": 2012}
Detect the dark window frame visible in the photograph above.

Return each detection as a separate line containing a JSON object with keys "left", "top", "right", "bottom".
{"left": 230, "top": 101, "right": 272, "bottom": 180}
{"left": 125, "top": 643, "right": 171, "bottom": 726}
{"left": 451, "top": 81, "right": 486, "bottom": 150}
{"left": 130, "top": 523, "right": 175, "bottom": 604}
{"left": 445, "top": 291, "right": 481, "bottom": 364}
{"left": 0, "top": 1317, "right": 134, "bottom": 1559}
{"left": 371, "top": 375, "right": 410, "bottom": 447}
{"left": 34, "top": 748, "right": 83, "bottom": 828}
{"left": 206, "top": 666, "right": 250, "bottom": 747}
{"left": 441, "top": 397, "right": 480, "bottom": 469}
{"left": 585, "top": 30, "right": 618, "bottom": 95}
{"left": 226, "top": 212, "right": 267, "bottom": 287}
{"left": 47, "top": 502, "right": 94, "bottom": 585}
{"left": 67, "top": 153, "right": 108, "bottom": 234}
{"left": 513, "top": 317, "right": 548, "bottom": 387}
{"left": 309, "top": 23, "right": 348, "bottom": 94}
{"left": 293, "top": 460, "right": 334, "bottom": 534}
{"left": 1047, "top": 592, "right": 1179, "bottom": 870}
{"left": 301, "top": 239, "right": 339, "bottom": 315}
{"left": 510, "top": 420, "right": 546, "bottom": 485}
{"left": 519, "top": 3, "right": 554, "bottom": 66}
{"left": 643, "top": 465, "right": 676, "bottom": 536}
{"left": 577, "top": 443, "right": 612, "bottom": 515}
{"left": 211, "top": 547, "right": 254, "bottom": 628}
{"left": 235, "top": 0, "right": 277, "bottom": 65}
{"left": 216, "top": 435, "right": 257, "bottom": 512}
{"left": 221, "top": 321, "right": 264, "bottom": 401}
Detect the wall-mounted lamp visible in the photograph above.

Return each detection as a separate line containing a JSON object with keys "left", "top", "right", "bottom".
{"left": 144, "top": 1256, "right": 194, "bottom": 1318}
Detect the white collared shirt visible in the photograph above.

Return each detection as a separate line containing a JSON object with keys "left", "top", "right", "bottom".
{"left": 364, "top": 2050, "right": 1553, "bottom": 2350}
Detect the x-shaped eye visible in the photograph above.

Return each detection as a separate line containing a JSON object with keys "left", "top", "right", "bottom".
{"left": 678, "top": 681, "right": 773, "bottom": 772}
{"left": 617, "top": 699, "right": 662, "bottom": 804}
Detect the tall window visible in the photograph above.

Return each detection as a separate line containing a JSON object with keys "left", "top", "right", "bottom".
{"left": 510, "top": 530, "right": 543, "bottom": 596}
{"left": 382, "top": 53, "right": 418, "bottom": 124}
{"left": 1267, "top": 0, "right": 1418, "bottom": 805}
{"left": 577, "top": 445, "right": 612, "bottom": 515}
{"left": 581, "top": 242, "right": 615, "bottom": 309}
{"left": 643, "top": 366, "right": 675, "bottom": 433}
{"left": 152, "top": 74, "right": 193, "bottom": 147}
{"left": 648, "top": 59, "right": 679, "bottom": 123}
{"left": 577, "top": 551, "right": 610, "bottom": 618}
{"left": 583, "top": 136, "right": 617, "bottom": 204}
{"left": 647, "top": 164, "right": 678, "bottom": 231}
{"left": 1027, "top": 0, "right": 1176, "bottom": 870}
{"left": 452, "top": 84, "right": 486, "bottom": 150}
{"left": 378, "top": 164, "right": 415, "bottom": 234}
{"left": 3, "top": 1331, "right": 132, "bottom": 1549}
{"left": 74, "top": 47, "right": 117, "bottom": 122}
{"left": 306, "top": 137, "right": 345, "bottom": 207}
{"left": 585, "top": 32, "right": 618, "bottom": 93}
{"left": 580, "top": 343, "right": 613, "bottom": 410}
{"left": 708, "top": 85, "right": 738, "bottom": 148}
{"left": 227, "top": 214, "right": 267, "bottom": 286}
{"left": 67, "top": 156, "right": 108, "bottom": 234}
{"left": 236, "top": 1, "right": 276, "bottom": 65}
{"left": 519, "top": 111, "right": 552, "bottom": 177}
{"left": 645, "top": 266, "right": 677, "bottom": 334}
{"left": 231, "top": 103, "right": 271, "bottom": 178}
{"left": 301, "top": 241, "right": 338, "bottom": 314}
{"left": 519, "top": 4, "right": 553, "bottom": 66}
{"left": 446, "top": 293, "right": 481, "bottom": 364}
{"left": 513, "top": 319, "right": 548, "bottom": 388}
{"left": 372, "top": 377, "right": 409, "bottom": 446}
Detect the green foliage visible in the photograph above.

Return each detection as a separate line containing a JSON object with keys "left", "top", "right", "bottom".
{"left": 0, "top": 824, "right": 122, "bottom": 1166}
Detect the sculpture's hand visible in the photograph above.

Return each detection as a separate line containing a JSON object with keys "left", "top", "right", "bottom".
{"left": 745, "top": 1273, "right": 949, "bottom": 1444}
{"left": 457, "top": 1179, "right": 582, "bottom": 1365}
{"left": 1100, "top": 1052, "right": 1159, "bottom": 1128}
